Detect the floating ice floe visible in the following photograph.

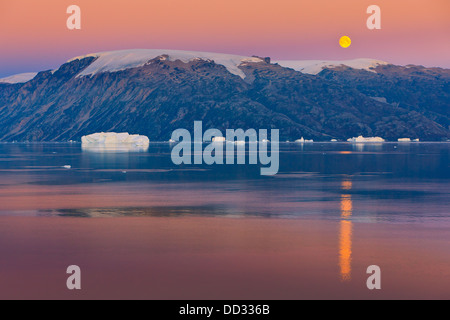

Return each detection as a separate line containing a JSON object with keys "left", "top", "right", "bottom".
{"left": 347, "top": 136, "right": 385, "bottom": 143}
{"left": 398, "top": 138, "right": 411, "bottom": 142}
{"left": 81, "top": 132, "right": 149, "bottom": 152}
{"left": 295, "top": 137, "right": 313, "bottom": 143}
{"left": 212, "top": 136, "right": 226, "bottom": 142}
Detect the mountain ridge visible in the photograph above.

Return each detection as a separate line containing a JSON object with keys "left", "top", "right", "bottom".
{"left": 1, "top": 49, "right": 398, "bottom": 83}
{"left": 0, "top": 49, "right": 448, "bottom": 142}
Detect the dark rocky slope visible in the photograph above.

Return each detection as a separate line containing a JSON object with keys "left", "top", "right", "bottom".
{"left": 0, "top": 54, "right": 448, "bottom": 141}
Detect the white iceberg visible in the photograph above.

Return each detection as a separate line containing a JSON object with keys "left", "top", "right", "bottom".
{"left": 347, "top": 136, "right": 385, "bottom": 143}
{"left": 398, "top": 138, "right": 411, "bottom": 142}
{"left": 295, "top": 137, "right": 313, "bottom": 143}
{"left": 81, "top": 132, "right": 149, "bottom": 152}
{"left": 212, "top": 136, "right": 226, "bottom": 142}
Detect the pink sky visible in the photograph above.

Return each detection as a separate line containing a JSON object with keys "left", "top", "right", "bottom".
{"left": 0, "top": 0, "right": 449, "bottom": 77}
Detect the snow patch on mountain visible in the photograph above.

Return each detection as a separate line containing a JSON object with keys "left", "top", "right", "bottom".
{"left": 0, "top": 72, "right": 38, "bottom": 84}
{"left": 68, "top": 49, "right": 263, "bottom": 79}
{"left": 273, "top": 58, "right": 389, "bottom": 75}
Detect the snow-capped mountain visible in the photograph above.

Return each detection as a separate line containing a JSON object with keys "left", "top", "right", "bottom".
{"left": 67, "top": 49, "right": 264, "bottom": 79}
{"left": 0, "top": 72, "right": 38, "bottom": 84}
{"left": 274, "top": 58, "right": 389, "bottom": 75}
{"left": 0, "top": 49, "right": 448, "bottom": 141}
{"left": 0, "top": 55, "right": 390, "bottom": 84}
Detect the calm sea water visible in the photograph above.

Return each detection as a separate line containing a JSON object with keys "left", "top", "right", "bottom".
{"left": 0, "top": 142, "right": 449, "bottom": 299}
{"left": 0, "top": 142, "right": 448, "bottom": 223}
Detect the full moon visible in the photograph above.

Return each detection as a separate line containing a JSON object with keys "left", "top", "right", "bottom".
{"left": 339, "top": 36, "right": 351, "bottom": 48}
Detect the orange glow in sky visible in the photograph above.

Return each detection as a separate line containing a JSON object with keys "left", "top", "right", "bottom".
{"left": 0, "top": 0, "right": 449, "bottom": 76}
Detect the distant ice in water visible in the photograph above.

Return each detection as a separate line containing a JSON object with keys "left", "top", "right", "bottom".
{"left": 347, "top": 136, "right": 385, "bottom": 143}
{"left": 81, "top": 132, "right": 149, "bottom": 152}
{"left": 295, "top": 137, "right": 313, "bottom": 143}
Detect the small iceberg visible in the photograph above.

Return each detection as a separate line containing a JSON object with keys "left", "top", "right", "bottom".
{"left": 398, "top": 138, "right": 411, "bottom": 142}
{"left": 295, "top": 137, "right": 313, "bottom": 143}
{"left": 347, "top": 136, "right": 385, "bottom": 143}
{"left": 82, "top": 132, "right": 149, "bottom": 146}
{"left": 81, "top": 132, "right": 149, "bottom": 152}
{"left": 212, "top": 136, "right": 226, "bottom": 142}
